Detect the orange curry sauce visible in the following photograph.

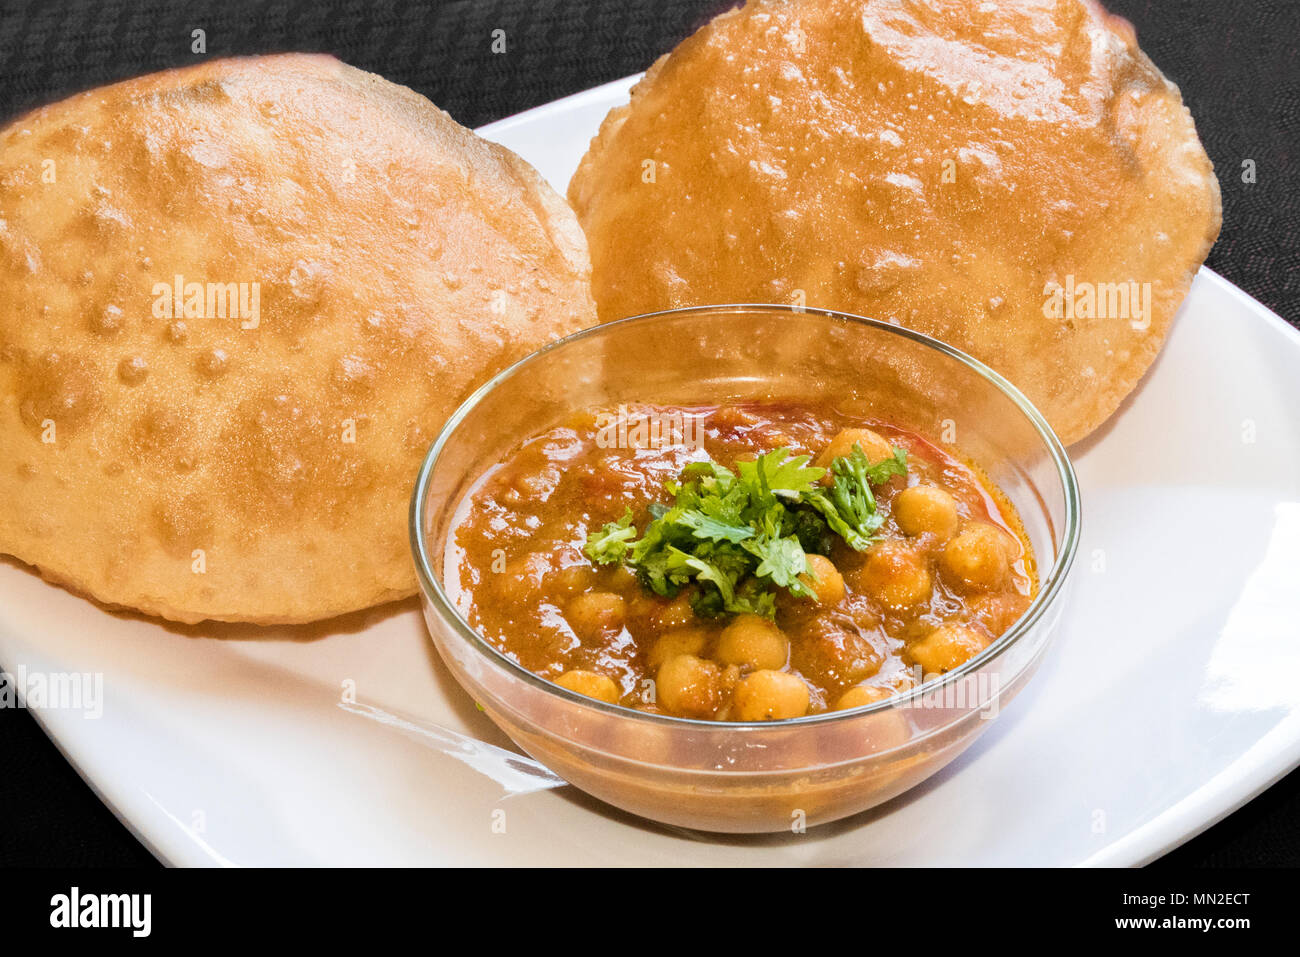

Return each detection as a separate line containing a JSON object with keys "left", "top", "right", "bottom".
{"left": 448, "top": 402, "right": 1035, "bottom": 721}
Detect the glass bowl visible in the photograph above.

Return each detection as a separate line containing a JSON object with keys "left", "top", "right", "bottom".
{"left": 411, "top": 305, "right": 1080, "bottom": 833}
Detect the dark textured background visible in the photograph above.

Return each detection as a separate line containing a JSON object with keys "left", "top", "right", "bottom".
{"left": 0, "top": 0, "right": 1296, "bottom": 867}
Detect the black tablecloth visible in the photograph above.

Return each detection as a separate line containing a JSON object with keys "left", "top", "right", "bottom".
{"left": 0, "top": 0, "right": 1296, "bottom": 867}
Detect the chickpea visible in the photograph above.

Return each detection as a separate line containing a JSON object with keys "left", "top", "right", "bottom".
{"left": 655, "top": 654, "right": 722, "bottom": 719}
{"left": 506, "top": 552, "right": 550, "bottom": 595}
{"left": 715, "top": 614, "right": 789, "bottom": 670}
{"left": 610, "top": 719, "right": 675, "bottom": 764}
{"left": 719, "top": 662, "right": 743, "bottom": 692}
{"left": 646, "top": 627, "right": 709, "bottom": 672}
{"left": 863, "top": 710, "right": 911, "bottom": 753}
{"left": 713, "top": 406, "right": 760, "bottom": 429}
{"left": 653, "top": 590, "right": 697, "bottom": 629}
{"left": 815, "top": 428, "right": 894, "bottom": 468}
{"left": 799, "top": 553, "right": 846, "bottom": 605}
{"left": 566, "top": 591, "right": 626, "bottom": 641}
{"left": 549, "top": 563, "right": 596, "bottom": 597}
{"left": 853, "top": 540, "right": 932, "bottom": 609}
{"left": 893, "top": 485, "right": 960, "bottom": 541}
{"left": 733, "top": 669, "right": 811, "bottom": 721}
{"left": 941, "top": 524, "right": 1012, "bottom": 592}
{"left": 906, "top": 623, "right": 990, "bottom": 675}
{"left": 713, "top": 663, "right": 745, "bottom": 721}
{"left": 603, "top": 564, "right": 640, "bottom": 591}
{"left": 625, "top": 591, "right": 662, "bottom": 622}
{"left": 969, "top": 593, "right": 1031, "bottom": 636}
{"left": 834, "top": 684, "right": 892, "bottom": 710}
{"left": 555, "top": 669, "right": 621, "bottom": 704}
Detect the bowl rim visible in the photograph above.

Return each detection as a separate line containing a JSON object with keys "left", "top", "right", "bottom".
{"left": 410, "top": 303, "right": 1081, "bottom": 731}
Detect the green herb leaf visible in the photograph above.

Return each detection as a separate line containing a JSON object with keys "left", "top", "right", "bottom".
{"left": 744, "top": 534, "right": 813, "bottom": 596}
{"left": 583, "top": 508, "right": 637, "bottom": 564}
{"left": 678, "top": 509, "right": 756, "bottom": 544}
{"left": 581, "top": 439, "right": 907, "bottom": 617}
{"left": 863, "top": 447, "right": 909, "bottom": 486}
{"left": 802, "top": 443, "right": 907, "bottom": 551}
{"left": 736, "top": 448, "right": 825, "bottom": 508}
{"left": 786, "top": 507, "right": 835, "bottom": 556}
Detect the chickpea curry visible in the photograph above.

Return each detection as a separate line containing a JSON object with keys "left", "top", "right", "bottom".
{"left": 449, "top": 402, "right": 1035, "bottom": 722}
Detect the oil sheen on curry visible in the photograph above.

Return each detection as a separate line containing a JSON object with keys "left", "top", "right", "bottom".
{"left": 449, "top": 402, "right": 1036, "bottom": 722}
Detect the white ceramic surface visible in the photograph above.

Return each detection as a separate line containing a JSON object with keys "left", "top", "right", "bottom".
{"left": 1, "top": 77, "right": 1297, "bottom": 866}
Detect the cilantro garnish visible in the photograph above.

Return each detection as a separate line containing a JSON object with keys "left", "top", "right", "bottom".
{"left": 583, "top": 507, "right": 637, "bottom": 563}
{"left": 803, "top": 446, "right": 907, "bottom": 551}
{"left": 583, "top": 442, "right": 907, "bottom": 618}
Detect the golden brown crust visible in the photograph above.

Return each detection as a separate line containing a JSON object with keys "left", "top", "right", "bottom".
{"left": 0, "top": 54, "right": 596, "bottom": 623}
{"left": 568, "top": 0, "right": 1221, "bottom": 444}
